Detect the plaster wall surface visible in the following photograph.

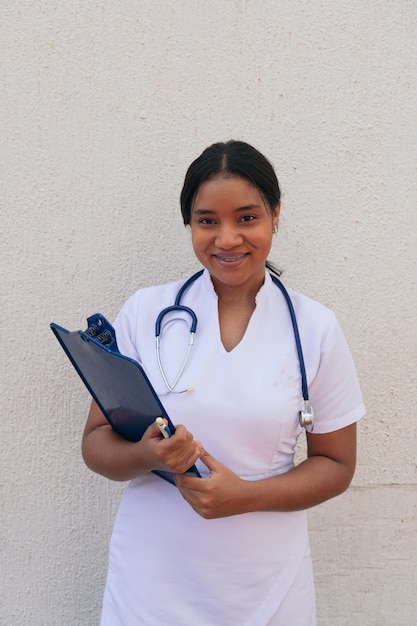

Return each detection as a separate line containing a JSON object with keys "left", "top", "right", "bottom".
{"left": 1, "top": 1, "right": 416, "bottom": 624}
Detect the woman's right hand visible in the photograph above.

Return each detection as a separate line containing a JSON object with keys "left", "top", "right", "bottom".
{"left": 139, "top": 420, "right": 200, "bottom": 475}
{"left": 81, "top": 401, "right": 200, "bottom": 482}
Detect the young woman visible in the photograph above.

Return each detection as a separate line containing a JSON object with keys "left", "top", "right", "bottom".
{"left": 82, "top": 140, "right": 365, "bottom": 625}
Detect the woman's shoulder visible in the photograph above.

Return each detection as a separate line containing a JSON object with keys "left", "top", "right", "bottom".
{"left": 119, "top": 276, "right": 189, "bottom": 313}
{"left": 269, "top": 275, "right": 335, "bottom": 324}
{"left": 274, "top": 280, "right": 338, "bottom": 343}
{"left": 287, "top": 285, "right": 334, "bottom": 317}
{"left": 113, "top": 276, "right": 191, "bottom": 356}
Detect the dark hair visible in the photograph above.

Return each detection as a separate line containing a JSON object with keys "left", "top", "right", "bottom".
{"left": 180, "top": 140, "right": 282, "bottom": 276}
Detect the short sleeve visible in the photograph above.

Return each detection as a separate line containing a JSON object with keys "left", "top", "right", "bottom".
{"left": 308, "top": 313, "right": 366, "bottom": 434}
{"left": 113, "top": 293, "right": 142, "bottom": 363}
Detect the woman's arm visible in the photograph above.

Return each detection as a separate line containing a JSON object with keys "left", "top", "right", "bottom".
{"left": 175, "top": 423, "right": 356, "bottom": 518}
{"left": 82, "top": 401, "right": 201, "bottom": 482}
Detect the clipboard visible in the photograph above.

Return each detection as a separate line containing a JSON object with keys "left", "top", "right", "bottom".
{"left": 50, "top": 313, "right": 201, "bottom": 485}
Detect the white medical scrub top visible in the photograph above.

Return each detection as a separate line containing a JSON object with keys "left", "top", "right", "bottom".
{"left": 100, "top": 270, "right": 365, "bottom": 626}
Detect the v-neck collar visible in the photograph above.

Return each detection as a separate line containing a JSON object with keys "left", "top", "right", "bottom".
{"left": 199, "top": 268, "right": 272, "bottom": 354}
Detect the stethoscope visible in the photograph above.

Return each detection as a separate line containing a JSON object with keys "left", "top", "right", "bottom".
{"left": 155, "top": 270, "right": 314, "bottom": 431}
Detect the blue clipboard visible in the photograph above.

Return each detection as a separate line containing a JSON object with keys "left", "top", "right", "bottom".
{"left": 50, "top": 313, "right": 201, "bottom": 485}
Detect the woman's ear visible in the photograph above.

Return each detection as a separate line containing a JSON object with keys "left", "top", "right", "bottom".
{"left": 272, "top": 201, "right": 281, "bottom": 232}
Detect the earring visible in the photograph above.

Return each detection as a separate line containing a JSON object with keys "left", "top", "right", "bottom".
{"left": 272, "top": 224, "right": 278, "bottom": 234}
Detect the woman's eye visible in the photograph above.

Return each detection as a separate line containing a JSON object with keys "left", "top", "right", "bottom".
{"left": 241, "top": 215, "right": 256, "bottom": 222}
{"left": 199, "top": 218, "right": 215, "bottom": 225}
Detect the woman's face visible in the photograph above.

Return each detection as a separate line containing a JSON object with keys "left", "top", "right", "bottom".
{"left": 190, "top": 175, "right": 279, "bottom": 297}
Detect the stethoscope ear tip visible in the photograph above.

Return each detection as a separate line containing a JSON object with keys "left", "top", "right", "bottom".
{"left": 187, "top": 385, "right": 195, "bottom": 392}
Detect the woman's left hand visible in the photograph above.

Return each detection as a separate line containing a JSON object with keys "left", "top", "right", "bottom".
{"left": 176, "top": 423, "right": 358, "bottom": 517}
{"left": 175, "top": 445, "right": 247, "bottom": 519}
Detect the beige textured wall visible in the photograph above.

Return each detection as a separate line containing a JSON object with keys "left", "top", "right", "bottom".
{"left": 1, "top": 1, "right": 416, "bottom": 624}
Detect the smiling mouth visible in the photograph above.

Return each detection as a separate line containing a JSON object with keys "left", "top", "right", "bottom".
{"left": 215, "top": 254, "right": 248, "bottom": 263}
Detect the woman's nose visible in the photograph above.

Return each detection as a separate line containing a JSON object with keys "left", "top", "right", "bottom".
{"left": 215, "top": 224, "right": 243, "bottom": 248}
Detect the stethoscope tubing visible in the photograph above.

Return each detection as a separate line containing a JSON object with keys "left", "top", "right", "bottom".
{"left": 155, "top": 304, "right": 198, "bottom": 337}
{"left": 270, "top": 275, "right": 309, "bottom": 403}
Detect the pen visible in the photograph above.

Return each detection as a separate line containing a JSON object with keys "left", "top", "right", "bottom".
{"left": 155, "top": 417, "right": 172, "bottom": 439}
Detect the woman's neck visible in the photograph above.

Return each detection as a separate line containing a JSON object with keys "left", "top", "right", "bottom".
{"left": 210, "top": 273, "right": 265, "bottom": 307}
{"left": 210, "top": 273, "right": 265, "bottom": 352}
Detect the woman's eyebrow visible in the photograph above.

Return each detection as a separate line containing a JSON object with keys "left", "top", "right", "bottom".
{"left": 236, "top": 204, "right": 263, "bottom": 211}
{"left": 192, "top": 208, "right": 216, "bottom": 215}
{"left": 193, "top": 204, "right": 262, "bottom": 215}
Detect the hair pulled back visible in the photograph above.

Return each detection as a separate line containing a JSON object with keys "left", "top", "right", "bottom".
{"left": 180, "top": 140, "right": 281, "bottom": 225}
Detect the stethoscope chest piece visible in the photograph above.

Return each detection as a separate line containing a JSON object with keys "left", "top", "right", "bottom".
{"left": 299, "top": 402, "right": 314, "bottom": 432}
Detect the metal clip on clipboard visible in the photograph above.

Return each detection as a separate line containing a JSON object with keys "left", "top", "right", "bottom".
{"left": 50, "top": 313, "right": 201, "bottom": 485}
{"left": 83, "top": 313, "right": 119, "bottom": 351}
